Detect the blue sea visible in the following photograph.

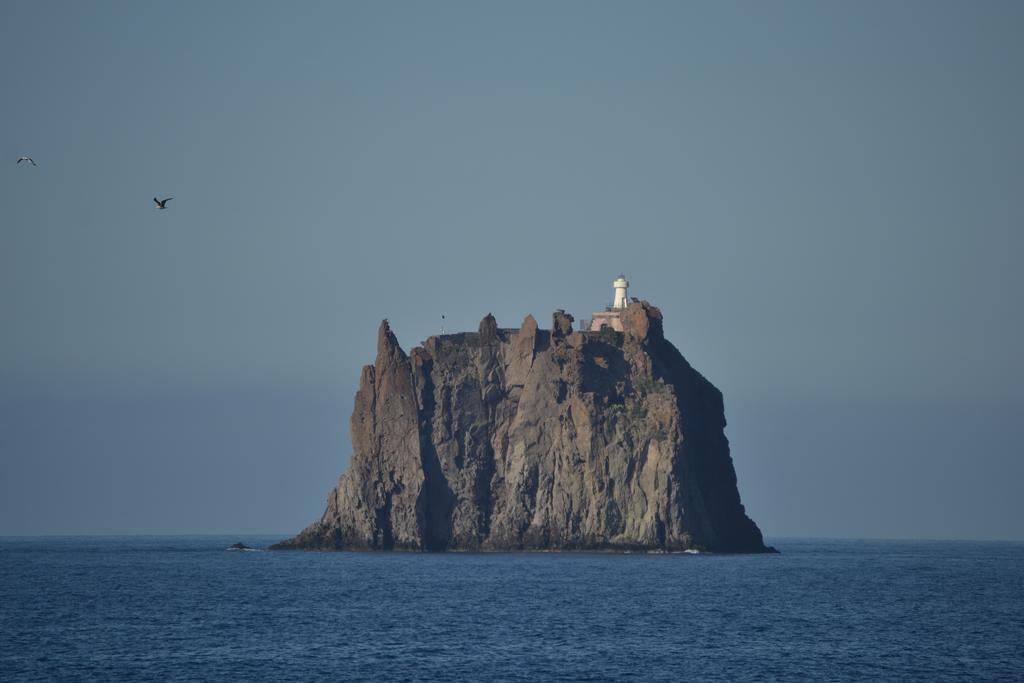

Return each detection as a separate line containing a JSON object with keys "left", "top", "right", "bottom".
{"left": 1, "top": 537, "right": 1022, "bottom": 681}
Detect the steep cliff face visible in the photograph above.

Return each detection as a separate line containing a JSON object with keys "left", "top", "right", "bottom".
{"left": 273, "top": 302, "right": 771, "bottom": 553}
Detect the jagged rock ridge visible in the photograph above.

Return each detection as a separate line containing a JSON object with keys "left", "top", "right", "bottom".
{"left": 273, "top": 302, "right": 771, "bottom": 553}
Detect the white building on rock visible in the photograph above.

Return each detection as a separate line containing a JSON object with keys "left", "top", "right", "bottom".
{"left": 587, "top": 275, "right": 630, "bottom": 332}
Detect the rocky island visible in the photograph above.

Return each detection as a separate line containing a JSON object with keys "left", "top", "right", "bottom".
{"left": 273, "top": 290, "right": 771, "bottom": 553}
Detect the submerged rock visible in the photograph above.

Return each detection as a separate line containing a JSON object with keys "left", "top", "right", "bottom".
{"left": 272, "top": 302, "right": 772, "bottom": 553}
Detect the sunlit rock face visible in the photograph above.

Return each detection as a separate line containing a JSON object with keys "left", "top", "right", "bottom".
{"left": 273, "top": 302, "right": 771, "bottom": 553}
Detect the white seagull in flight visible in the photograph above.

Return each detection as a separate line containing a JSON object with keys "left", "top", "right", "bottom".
{"left": 17, "top": 157, "right": 37, "bottom": 166}
{"left": 153, "top": 197, "right": 173, "bottom": 209}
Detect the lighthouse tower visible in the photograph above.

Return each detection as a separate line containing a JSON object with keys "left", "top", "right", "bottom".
{"left": 612, "top": 275, "right": 629, "bottom": 309}
{"left": 587, "top": 274, "right": 631, "bottom": 332}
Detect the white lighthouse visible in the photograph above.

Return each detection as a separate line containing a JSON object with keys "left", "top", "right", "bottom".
{"left": 612, "top": 275, "right": 629, "bottom": 309}
{"left": 587, "top": 274, "right": 632, "bottom": 332}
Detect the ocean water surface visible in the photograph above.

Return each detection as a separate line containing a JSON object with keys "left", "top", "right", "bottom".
{"left": 1, "top": 537, "right": 1022, "bottom": 680}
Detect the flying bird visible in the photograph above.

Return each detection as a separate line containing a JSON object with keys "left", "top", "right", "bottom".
{"left": 153, "top": 197, "right": 173, "bottom": 209}
{"left": 17, "top": 157, "right": 36, "bottom": 166}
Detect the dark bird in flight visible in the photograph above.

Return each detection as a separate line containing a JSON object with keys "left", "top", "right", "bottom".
{"left": 153, "top": 197, "right": 173, "bottom": 209}
{"left": 17, "top": 157, "right": 36, "bottom": 166}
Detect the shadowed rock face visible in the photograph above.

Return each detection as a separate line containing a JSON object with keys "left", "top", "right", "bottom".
{"left": 273, "top": 302, "right": 771, "bottom": 553}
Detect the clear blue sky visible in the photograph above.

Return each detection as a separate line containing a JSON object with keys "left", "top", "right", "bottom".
{"left": 2, "top": 1, "right": 1022, "bottom": 540}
